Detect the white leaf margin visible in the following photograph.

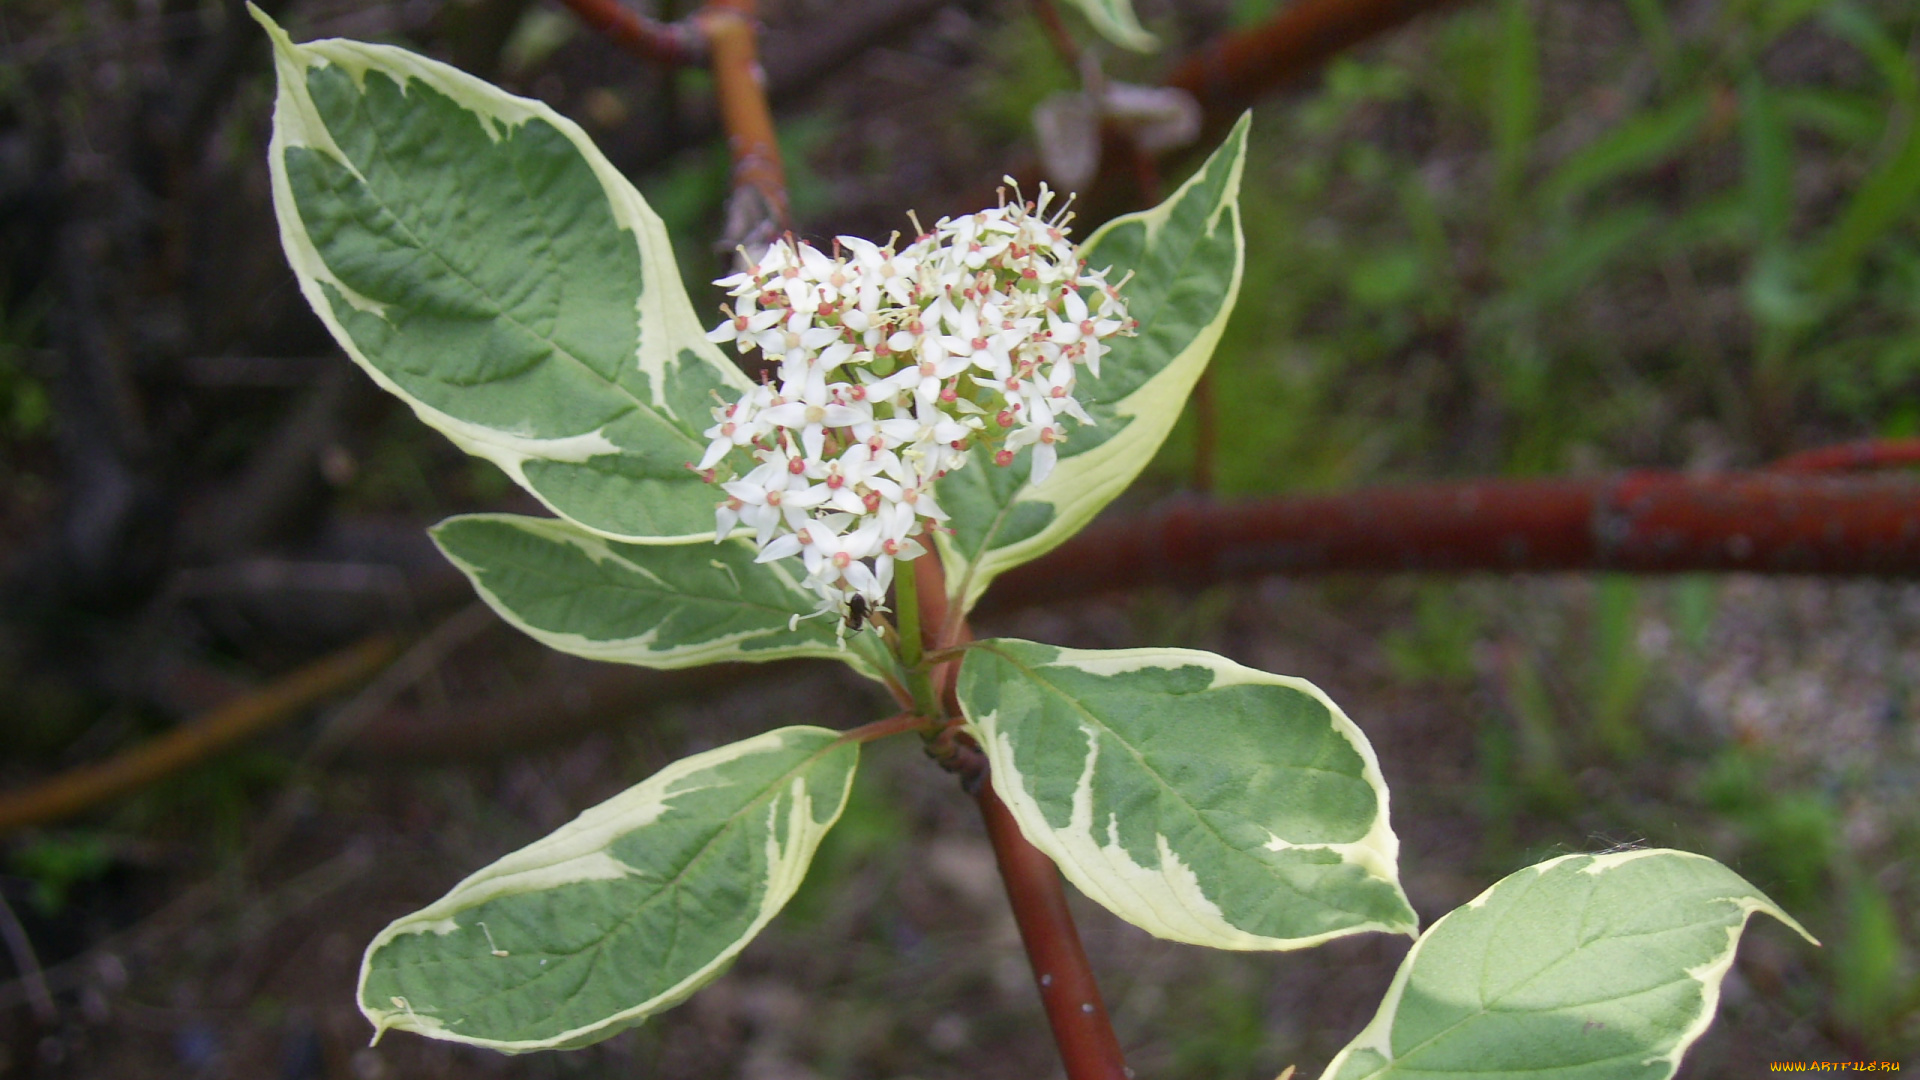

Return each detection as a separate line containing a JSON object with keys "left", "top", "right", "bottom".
{"left": 937, "top": 113, "right": 1248, "bottom": 615}
{"left": 433, "top": 513, "right": 892, "bottom": 680}
{"left": 965, "top": 641, "right": 1415, "bottom": 950}
{"left": 358, "top": 725, "right": 858, "bottom": 1052}
{"left": 1318, "top": 848, "right": 1820, "bottom": 1080}
{"left": 252, "top": 5, "right": 751, "bottom": 545}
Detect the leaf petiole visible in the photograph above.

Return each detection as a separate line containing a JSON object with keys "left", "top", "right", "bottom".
{"left": 837, "top": 710, "right": 938, "bottom": 745}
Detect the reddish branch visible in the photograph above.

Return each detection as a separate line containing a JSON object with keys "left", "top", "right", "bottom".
{"left": 1164, "top": 0, "right": 1467, "bottom": 119}
{"left": 556, "top": 0, "right": 788, "bottom": 247}
{"left": 551, "top": 0, "right": 707, "bottom": 67}
{"left": 335, "top": 459, "right": 1920, "bottom": 760}
{"left": 1768, "top": 437, "right": 1920, "bottom": 474}
{"left": 1031, "top": 0, "right": 1084, "bottom": 68}
{"left": 915, "top": 553, "right": 1130, "bottom": 1080}
{"left": 977, "top": 783, "right": 1130, "bottom": 1080}
{"left": 700, "top": 0, "right": 791, "bottom": 249}
{"left": 981, "top": 471, "right": 1920, "bottom": 611}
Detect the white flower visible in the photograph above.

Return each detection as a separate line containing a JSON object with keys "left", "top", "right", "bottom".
{"left": 692, "top": 183, "right": 1132, "bottom": 621}
{"left": 761, "top": 380, "right": 870, "bottom": 461}
{"left": 719, "top": 449, "right": 825, "bottom": 545}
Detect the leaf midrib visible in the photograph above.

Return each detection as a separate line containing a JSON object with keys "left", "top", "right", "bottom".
{"left": 448, "top": 523, "right": 833, "bottom": 648}
{"left": 1378, "top": 876, "right": 1736, "bottom": 1074}
{"left": 387, "top": 737, "right": 850, "bottom": 1038}
{"left": 310, "top": 72, "right": 700, "bottom": 452}
{"left": 496, "top": 558, "right": 831, "bottom": 641}
{"left": 979, "top": 644, "right": 1384, "bottom": 921}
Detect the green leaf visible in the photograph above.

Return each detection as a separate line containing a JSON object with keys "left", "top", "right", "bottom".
{"left": 1621, "top": 0, "right": 1677, "bottom": 82}
{"left": 1755, "top": 0, "right": 1840, "bottom": 45}
{"left": 1490, "top": 0, "right": 1540, "bottom": 204}
{"left": 432, "top": 514, "right": 892, "bottom": 679}
{"left": 935, "top": 114, "right": 1249, "bottom": 614}
{"left": 1808, "top": 121, "right": 1920, "bottom": 292}
{"left": 1807, "top": 2, "right": 1920, "bottom": 292}
{"left": 1822, "top": 2, "right": 1918, "bottom": 107}
{"left": 1834, "top": 878, "right": 1905, "bottom": 1032}
{"left": 1508, "top": 203, "right": 1659, "bottom": 311}
{"left": 255, "top": 9, "right": 750, "bottom": 543}
{"left": 1777, "top": 87, "right": 1886, "bottom": 145}
{"left": 1320, "top": 849, "right": 1817, "bottom": 1080}
{"left": 1059, "top": 0, "right": 1160, "bottom": 52}
{"left": 359, "top": 726, "right": 859, "bottom": 1051}
{"left": 958, "top": 639, "right": 1416, "bottom": 950}
{"left": 1741, "top": 74, "right": 1793, "bottom": 252}
{"left": 1537, "top": 90, "right": 1709, "bottom": 210}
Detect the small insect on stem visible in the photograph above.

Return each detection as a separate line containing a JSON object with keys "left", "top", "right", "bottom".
{"left": 844, "top": 594, "right": 869, "bottom": 633}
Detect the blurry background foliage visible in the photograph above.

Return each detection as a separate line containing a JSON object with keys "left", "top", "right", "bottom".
{"left": 1154, "top": 0, "right": 1920, "bottom": 490}
{"left": 0, "top": 0, "right": 1914, "bottom": 1074}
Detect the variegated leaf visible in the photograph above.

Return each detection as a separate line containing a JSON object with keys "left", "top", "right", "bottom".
{"left": 1322, "top": 849, "right": 1817, "bottom": 1080}
{"left": 359, "top": 726, "right": 859, "bottom": 1051}
{"left": 935, "top": 114, "right": 1248, "bottom": 614}
{"left": 257, "top": 9, "right": 748, "bottom": 543}
{"left": 959, "top": 639, "right": 1417, "bottom": 950}
{"left": 432, "top": 514, "right": 892, "bottom": 679}
{"left": 1061, "top": 0, "right": 1160, "bottom": 51}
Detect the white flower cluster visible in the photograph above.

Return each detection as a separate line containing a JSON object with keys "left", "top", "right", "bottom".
{"left": 695, "top": 184, "right": 1133, "bottom": 621}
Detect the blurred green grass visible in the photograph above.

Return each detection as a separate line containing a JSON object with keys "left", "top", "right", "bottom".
{"left": 1149, "top": 0, "right": 1920, "bottom": 493}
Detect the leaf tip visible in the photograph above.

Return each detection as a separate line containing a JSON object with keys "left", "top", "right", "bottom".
{"left": 246, "top": 2, "right": 293, "bottom": 49}
{"left": 1763, "top": 901, "right": 1821, "bottom": 949}
{"left": 359, "top": 999, "right": 395, "bottom": 1046}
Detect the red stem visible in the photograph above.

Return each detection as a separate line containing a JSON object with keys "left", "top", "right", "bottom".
{"left": 1164, "top": 0, "right": 1466, "bottom": 119}
{"left": 551, "top": 0, "right": 706, "bottom": 66}
{"left": 700, "top": 0, "right": 792, "bottom": 248}
{"left": 977, "top": 782, "right": 1130, "bottom": 1080}
{"left": 1031, "top": 0, "right": 1083, "bottom": 69}
{"left": 980, "top": 472, "right": 1920, "bottom": 613}
{"left": 1768, "top": 437, "right": 1920, "bottom": 474}
{"left": 917, "top": 552, "right": 1130, "bottom": 1080}
{"left": 837, "top": 709, "right": 929, "bottom": 744}
{"left": 562, "top": 0, "right": 787, "bottom": 246}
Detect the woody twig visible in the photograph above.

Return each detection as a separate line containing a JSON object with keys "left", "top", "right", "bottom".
{"left": 556, "top": 0, "right": 789, "bottom": 256}
{"left": 914, "top": 554, "right": 1131, "bottom": 1080}
{"left": 699, "top": 0, "right": 790, "bottom": 256}
{"left": 1165, "top": 0, "right": 1467, "bottom": 128}
{"left": 552, "top": 0, "right": 708, "bottom": 66}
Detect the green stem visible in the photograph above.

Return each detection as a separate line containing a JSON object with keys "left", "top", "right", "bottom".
{"left": 894, "top": 564, "right": 939, "bottom": 717}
